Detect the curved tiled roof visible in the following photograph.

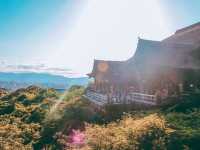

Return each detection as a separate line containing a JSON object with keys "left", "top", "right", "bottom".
{"left": 163, "top": 22, "right": 200, "bottom": 47}
{"left": 176, "top": 22, "right": 200, "bottom": 34}
{"left": 129, "top": 38, "right": 199, "bottom": 69}
{"left": 88, "top": 59, "right": 124, "bottom": 77}
{"left": 88, "top": 22, "right": 200, "bottom": 80}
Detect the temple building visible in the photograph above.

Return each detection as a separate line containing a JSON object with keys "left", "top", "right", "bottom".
{"left": 85, "top": 22, "right": 200, "bottom": 106}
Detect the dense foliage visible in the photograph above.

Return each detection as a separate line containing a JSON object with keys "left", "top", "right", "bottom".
{"left": 0, "top": 86, "right": 59, "bottom": 149}
{"left": 0, "top": 85, "right": 200, "bottom": 149}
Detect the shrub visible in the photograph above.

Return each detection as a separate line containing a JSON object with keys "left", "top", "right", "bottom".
{"left": 84, "top": 114, "right": 169, "bottom": 150}
{"left": 0, "top": 101, "right": 14, "bottom": 115}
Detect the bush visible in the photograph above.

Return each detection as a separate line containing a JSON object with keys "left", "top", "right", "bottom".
{"left": 84, "top": 114, "right": 169, "bottom": 150}
{"left": 0, "top": 101, "right": 14, "bottom": 115}
{"left": 68, "top": 85, "right": 84, "bottom": 92}
{"left": 166, "top": 129, "right": 200, "bottom": 150}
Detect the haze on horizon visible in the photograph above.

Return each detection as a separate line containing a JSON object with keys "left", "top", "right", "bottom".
{"left": 0, "top": 0, "right": 200, "bottom": 76}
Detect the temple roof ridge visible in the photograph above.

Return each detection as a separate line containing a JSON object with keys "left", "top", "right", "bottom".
{"left": 138, "top": 38, "right": 193, "bottom": 48}
{"left": 94, "top": 59, "right": 124, "bottom": 63}
{"left": 175, "top": 22, "right": 200, "bottom": 34}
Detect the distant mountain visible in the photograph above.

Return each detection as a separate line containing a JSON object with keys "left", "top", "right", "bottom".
{"left": 0, "top": 72, "right": 88, "bottom": 90}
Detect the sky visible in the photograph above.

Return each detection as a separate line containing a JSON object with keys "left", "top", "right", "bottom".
{"left": 0, "top": 0, "right": 200, "bottom": 76}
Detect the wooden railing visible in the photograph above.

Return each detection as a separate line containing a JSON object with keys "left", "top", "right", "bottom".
{"left": 85, "top": 90, "right": 157, "bottom": 106}
{"left": 85, "top": 90, "right": 108, "bottom": 106}
{"left": 128, "top": 92, "right": 157, "bottom": 105}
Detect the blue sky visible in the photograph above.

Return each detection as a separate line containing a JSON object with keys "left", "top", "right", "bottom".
{"left": 0, "top": 0, "right": 200, "bottom": 76}
{"left": 161, "top": 0, "right": 200, "bottom": 29}
{"left": 0, "top": 0, "right": 79, "bottom": 60}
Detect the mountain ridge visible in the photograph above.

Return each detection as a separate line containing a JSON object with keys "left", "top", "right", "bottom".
{"left": 0, "top": 72, "right": 88, "bottom": 90}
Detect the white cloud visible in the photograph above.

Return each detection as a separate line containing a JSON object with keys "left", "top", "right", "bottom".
{"left": 0, "top": 63, "right": 82, "bottom": 77}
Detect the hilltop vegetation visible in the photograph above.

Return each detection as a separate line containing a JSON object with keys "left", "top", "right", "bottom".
{"left": 0, "top": 86, "right": 59, "bottom": 149}
{"left": 0, "top": 86, "right": 200, "bottom": 150}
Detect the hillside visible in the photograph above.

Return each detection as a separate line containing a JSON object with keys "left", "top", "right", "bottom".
{"left": 0, "top": 86, "right": 200, "bottom": 150}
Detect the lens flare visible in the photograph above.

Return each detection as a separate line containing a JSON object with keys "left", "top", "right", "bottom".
{"left": 46, "top": 90, "right": 69, "bottom": 119}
